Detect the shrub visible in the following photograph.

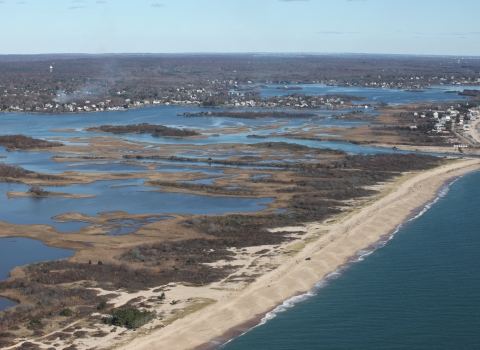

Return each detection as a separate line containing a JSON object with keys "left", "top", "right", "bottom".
{"left": 97, "top": 301, "right": 107, "bottom": 311}
{"left": 104, "top": 308, "right": 157, "bottom": 329}
{"left": 60, "top": 308, "right": 72, "bottom": 317}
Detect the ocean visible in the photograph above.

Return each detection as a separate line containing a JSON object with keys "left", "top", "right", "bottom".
{"left": 222, "top": 170, "right": 480, "bottom": 350}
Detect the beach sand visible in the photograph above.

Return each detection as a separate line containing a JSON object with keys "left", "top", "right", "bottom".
{"left": 116, "top": 158, "right": 480, "bottom": 350}
{"left": 467, "top": 118, "right": 480, "bottom": 144}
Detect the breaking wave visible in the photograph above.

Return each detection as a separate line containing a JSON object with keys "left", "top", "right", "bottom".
{"left": 218, "top": 175, "right": 461, "bottom": 349}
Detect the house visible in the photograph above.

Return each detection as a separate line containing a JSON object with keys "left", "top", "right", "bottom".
{"left": 433, "top": 123, "right": 444, "bottom": 132}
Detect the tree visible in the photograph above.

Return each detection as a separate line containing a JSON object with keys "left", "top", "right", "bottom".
{"left": 28, "top": 184, "right": 45, "bottom": 196}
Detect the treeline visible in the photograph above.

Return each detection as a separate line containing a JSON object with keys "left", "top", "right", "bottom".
{"left": 149, "top": 180, "right": 255, "bottom": 196}
{"left": 332, "top": 111, "right": 373, "bottom": 120}
{"left": 85, "top": 123, "right": 200, "bottom": 137}
{"left": 459, "top": 90, "right": 480, "bottom": 101}
{"left": 0, "top": 54, "right": 479, "bottom": 114}
{"left": 0, "top": 135, "right": 63, "bottom": 150}
{"left": 0, "top": 163, "right": 63, "bottom": 180}
{"left": 123, "top": 154, "right": 299, "bottom": 169}
{"left": 249, "top": 142, "right": 346, "bottom": 155}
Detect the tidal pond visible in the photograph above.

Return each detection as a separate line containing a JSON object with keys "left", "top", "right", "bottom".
{"left": 0, "top": 237, "right": 75, "bottom": 311}
{"left": 0, "top": 180, "right": 274, "bottom": 232}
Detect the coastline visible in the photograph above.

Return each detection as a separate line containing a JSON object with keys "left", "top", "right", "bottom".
{"left": 119, "top": 158, "right": 480, "bottom": 350}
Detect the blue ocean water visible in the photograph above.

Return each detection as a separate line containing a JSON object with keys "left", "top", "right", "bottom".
{"left": 222, "top": 170, "right": 480, "bottom": 350}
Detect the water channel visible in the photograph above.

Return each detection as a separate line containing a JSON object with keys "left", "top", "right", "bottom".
{"left": 0, "top": 85, "right": 473, "bottom": 311}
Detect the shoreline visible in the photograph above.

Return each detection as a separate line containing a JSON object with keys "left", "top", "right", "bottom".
{"left": 193, "top": 173, "right": 468, "bottom": 350}
{"left": 0, "top": 85, "right": 472, "bottom": 117}
{"left": 119, "top": 158, "right": 480, "bottom": 350}
{"left": 6, "top": 191, "right": 98, "bottom": 199}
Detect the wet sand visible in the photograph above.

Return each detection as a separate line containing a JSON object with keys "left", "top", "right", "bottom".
{"left": 118, "top": 158, "right": 480, "bottom": 350}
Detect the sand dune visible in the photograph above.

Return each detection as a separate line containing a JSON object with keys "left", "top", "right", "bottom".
{"left": 119, "top": 158, "right": 480, "bottom": 350}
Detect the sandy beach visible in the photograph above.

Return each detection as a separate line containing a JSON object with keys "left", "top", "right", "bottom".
{"left": 467, "top": 118, "right": 480, "bottom": 144}
{"left": 114, "top": 158, "right": 480, "bottom": 350}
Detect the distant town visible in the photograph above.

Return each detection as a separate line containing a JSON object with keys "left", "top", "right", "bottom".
{"left": 0, "top": 54, "right": 479, "bottom": 114}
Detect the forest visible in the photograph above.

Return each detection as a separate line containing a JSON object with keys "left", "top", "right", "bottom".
{"left": 1, "top": 54, "right": 479, "bottom": 113}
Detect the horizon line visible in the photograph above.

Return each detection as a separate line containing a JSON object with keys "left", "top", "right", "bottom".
{"left": 1, "top": 52, "right": 480, "bottom": 59}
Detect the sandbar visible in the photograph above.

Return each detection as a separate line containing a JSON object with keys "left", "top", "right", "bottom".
{"left": 6, "top": 192, "right": 98, "bottom": 199}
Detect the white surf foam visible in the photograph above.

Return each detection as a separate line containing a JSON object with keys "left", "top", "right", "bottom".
{"left": 218, "top": 175, "right": 462, "bottom": 349}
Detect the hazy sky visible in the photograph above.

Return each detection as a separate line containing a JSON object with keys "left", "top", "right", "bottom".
{"left": 1, "top": 0, "right": 479, "bottom": 55}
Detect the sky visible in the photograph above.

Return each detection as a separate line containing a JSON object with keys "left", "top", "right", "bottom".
{"left": 0, "top": 0, "right": 479, "bottom": 56}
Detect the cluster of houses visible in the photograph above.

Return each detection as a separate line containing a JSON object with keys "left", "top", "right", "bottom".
{"left": 413, "top": 106, "right": 480, "bottom": 133}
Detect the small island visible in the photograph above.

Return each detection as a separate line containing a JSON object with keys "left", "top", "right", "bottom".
{"left": 85, "top": 123, "right": 200, "bottom": 138}
{"left": 0, "top": 135, "right": 64, "bottom": 151}
{"left": 180, "top": 111, "right": 317, "bottom": 119}
{"left": 276, "top": 86, "right": 303, "bottom": 90}
{"left": 7, "top": 185, "right": 98, "bottom": 199}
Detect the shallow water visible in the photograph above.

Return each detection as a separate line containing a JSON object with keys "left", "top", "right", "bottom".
{"left": 222, "top": 171, "right": 480, "bottom": 350}
{"left": 429, "top": 85, "right": 480, "bottom": 92}
{"left": 0, "top": 87, "right": 476, "bottom": 317}
{"left": 0, "top": 237, "right": 75, "bottom": 280}
{"left": 238, "top": 84, "right": 468, "bottom": 105}
{"left": 0, "top": 297, "right": 17, "bottom": 311}
{"left": 0, "top": 181, "right": 273, "bottom": 231}
{"left": 0, "top": 237, "right": 74, "bottom": 311}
